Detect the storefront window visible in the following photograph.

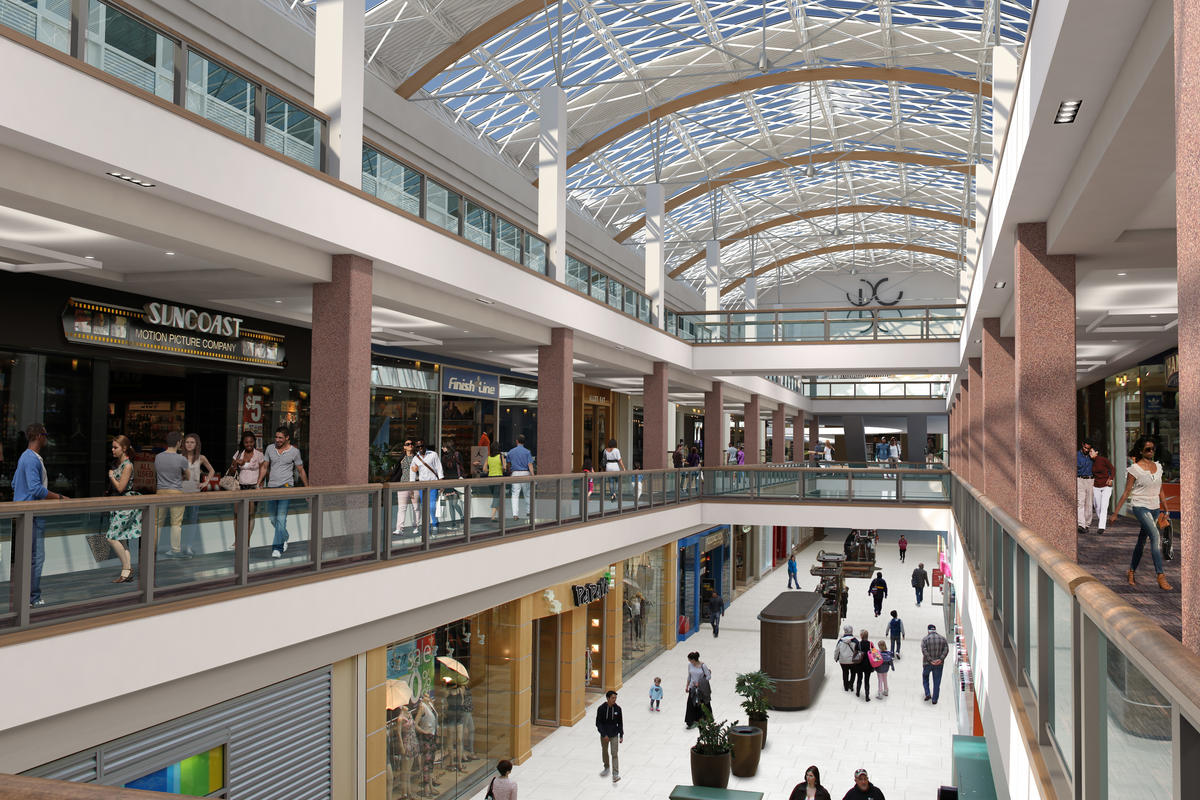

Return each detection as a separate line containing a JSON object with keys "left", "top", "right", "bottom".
{"left": 383, "top": 611, "right": 508, "bottom": 800}
{"left": 1105, "top": 357, "right": 1179, "bottom": 491}
{"left": 0, "top": 352, "right": 94, "bottom": 501}
{"left": 678, "top": 542, "right": 699, "bottom": 638}
{"left": 236, "top": 379, "right": 310, "bottom": 454}
{"left": 124, "top": 745, "right": 226, "bottom": 796}
{"left": 441, "top": 397, "right": 496, "bottom": 478}
{"left": 622, "top": 548, "right": 664, "bottom": 678}
{"left": 586, "top": 598, "right": 605, "bottom": 690}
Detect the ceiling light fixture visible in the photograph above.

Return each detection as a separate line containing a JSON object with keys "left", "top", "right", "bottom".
{"left": 164, "top": 251, "right": 175, "bottom": 256}
{"left": 274, "top": 300, "right": 283, "bottom": 304}
{"left": 475, "top": 297, "right": 495, "bottom": 305}
{"left": 84, "top": 255, "right": 95, "bottom": 260}
{"left": 1116, "top": 272, "right": 1127, "bottom": 276}
{"left": 992, "top": 280, "right": 1006, "bottom": 289}
{"left": 1054, "top": 100, "right": 1082, "bottom": 124}
{"left": 106, "top": 171, "right": 155, "bottom": 187}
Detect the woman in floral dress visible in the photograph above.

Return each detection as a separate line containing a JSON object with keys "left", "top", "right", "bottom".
{"left": 105, "top": 435, "right": 141, "bottom": 583}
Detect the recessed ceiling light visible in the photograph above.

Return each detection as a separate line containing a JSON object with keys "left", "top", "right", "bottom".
{"left": 274, "top": 300, "right": 283, "bottom": 304}
{"left": 1054, "top": 99, "right": 1082, "bottom": 124}
{"left": 106, "top": 171, "right": 155, "bottom": 187}
{"left": 475, "top": 297, "right": 495, "bottom": 305}
{"left": 1116, "top": 272, "right": 1127, "bottom": 276}
{"left": 1150, "top": 314, "right": 1158, "bottom": 318}
{"left": 992, "top": 280, "right": 1006, "bottom": 289}
{"left": 974, "top": 338, "right": 982, "bottom": 344}
{"left": 164, "top": 251, "right": 175, "bottom": 256}
{"left": 84, "top": 255, "right": 95, "bottom": 260}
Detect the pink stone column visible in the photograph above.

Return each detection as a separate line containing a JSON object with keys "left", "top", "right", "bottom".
{"left": 771, "top": 406, "right": 787, "bottom": 463}
{"left": 1175, "top": 0, "right": 1200, "bottom": 651}
{"left": 642, "top": 361, "right": 669, "bottom": 470}
{"left": 1015, "top": 222, "right": 1077, "bottom": 559}
{"left": 743, "top": 395, "right": 761, "bottom": 464}
{"left": 537, "top": 328, "right": 573, "bottom": 475}
{"left": 808, "top": 416, "right": 819, "bottom": 460}
{"left": 982, "top": 318, "right": 1017, "bottom": 516}
{"left": 968, "top": 358, "right": 983, "bottom": 487}
{"left": 703, "top": 382, "right": 724, "bottom": 467}
{"left": 309, "top": 254, "right": 372, "bottom": 486}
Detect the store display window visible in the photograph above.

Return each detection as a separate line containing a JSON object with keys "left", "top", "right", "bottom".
{"left": 622, "top": 548, "right": 664, "bottom": 678}
{"left": 1105, "top": 360, "right": 1179, "bottom": 483}
{"left": 236, "top": 379, "right": 310, "bottom": 453}
{"left": 678, "top": 542, "right": 699, "bottom": 639}
{"left": 124, "top": 745, "right": 226, "bottom": 796}
{"left": 383, "top": 611, "right": 509, "bottom": 800}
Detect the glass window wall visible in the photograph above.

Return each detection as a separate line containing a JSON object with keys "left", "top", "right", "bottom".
{"left": 523, "top": 233, "right": 547, "bottom": 274}
{"left": 363, "top": 146, "right": 422, "bottom": 216}
{"left": 383, "top": 611, "right": 508, "bottom": 800}
{"left": 463, "top": 201, "right": 493, "bottom": 249}
{"left": 264, "top": 92, "right": 321, "bottom": 169}
{"left": 495, "top": 219, "right": 521, "bottom": 263}
{"left": 1, "top": 0, "right": 71, "bottom": 52}
{"left": 425, "top": 179, "right": 461, "bottom": 234}
{"left": 185, "top": 50, "right": 255, "bottom": 139}
{"left": 1049, "top": 582, "right": 1074, "bottom": 778}
{"left": 622, "top": 548, "right": 664, "bottom": 678}
{"left": 85, "top": 0, "right": 175, "bottom": 100}
{"left": 1102, "top": 637, "right": 1172, "bottom": 799}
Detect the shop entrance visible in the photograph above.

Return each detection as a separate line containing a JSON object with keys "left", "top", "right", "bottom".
{"left": 734, "top": 527, "right": 750, "bottom": 586}
{"left": 772, "top": 526, "right": 788, "bottom": 566}
{"left": 531, "top": 616, "right": 560, "bottom": 728}
{"left": 575, "top": 385, "right": 613, "bottom": 470}
{"left": 683, "top": 413, "right": 704, "bottom": 457}
{"left": 440, "top": 396, "right": 496, "bottom": 478}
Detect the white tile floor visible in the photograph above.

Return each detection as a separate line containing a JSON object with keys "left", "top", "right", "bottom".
{"left": 469, "top": 535, "right": 957, "bottom": 800}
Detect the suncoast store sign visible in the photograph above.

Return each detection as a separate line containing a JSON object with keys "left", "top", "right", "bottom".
{"left": 62, "top": 298, "right": 286, "bottom": 368}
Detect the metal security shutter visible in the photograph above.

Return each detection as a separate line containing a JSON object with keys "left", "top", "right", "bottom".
{"left": 27, "top": 668, "right": 332, "bottom": 800}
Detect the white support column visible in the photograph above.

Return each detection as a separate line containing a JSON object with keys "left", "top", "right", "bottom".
{"left": 314, "top": 0, "right": 364, "bottom": 185}
{"left": 644, "top": 183, "right": 666, "bottom": 327}
{"left": 538, "top": 85, "right": 568, "bottom": 282}
{"left": 704, "top": 241, "right": 721, "bottom": 310}
{"left": 743, "top": 275, "right": 758, "bottom": 310}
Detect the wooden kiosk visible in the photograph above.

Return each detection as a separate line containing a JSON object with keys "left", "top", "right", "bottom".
{"left": 758, "top": 591, "right": 825, "bottom": 710}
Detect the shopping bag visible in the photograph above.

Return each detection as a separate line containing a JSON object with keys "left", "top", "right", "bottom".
{"left": 86, "top": 533, "right": 112, "bottom": 563}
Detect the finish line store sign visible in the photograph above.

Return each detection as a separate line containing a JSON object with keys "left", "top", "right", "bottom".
{"left": 62, "top": 298, "right": 286, "bottom": 369}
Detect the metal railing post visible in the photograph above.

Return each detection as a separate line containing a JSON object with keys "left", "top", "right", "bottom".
{"left": 896, "top": 470, "right": 903, "bottom": 502}
{"left": 379, "top": 485, "right": 391, "bottom": 560}
{"left": 846, "top": 469, "right": 854, "bottom": 503}
{"left": 464, "top": 485, "right": 473, "bottom": 544}
{"left": 69, "top": 0, "right": 87, "bottom": 59}
{"left": 236, "top": 495, "right": 250, "bottom": 584}
{"left": 555, "top": 480, "right": 563, "bottom": 526}
{"left": 13, "top": 513, "right": 33, "bottom": 627}
{"left": 141, "top": 502, "right": 157, "bottom": 603}
{"left": 310, "top": 493, "right": 323, "bottom": 571}
{"left": 420, "top": 490, "right": 431, "bottom": 551}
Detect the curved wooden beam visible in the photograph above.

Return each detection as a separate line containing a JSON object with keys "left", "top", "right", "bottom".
{"left": 396, "top": 0, "right": 545, "bottom": 98}
{"left": 721, "top": 242, "right": 961, "bottom": 296}
{"left": 667, "top": 205, "right": 970, "bottom": 278}
{"left": 569, "top": 67, "right": 991, "bottom": 171}
{"left": 617, "top": 151, "right": 973, "bottom": 242}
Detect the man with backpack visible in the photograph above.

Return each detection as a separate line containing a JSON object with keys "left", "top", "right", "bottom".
{"left": 887, "top": 610, "right": 905, "bottom": 659}
{"left": 834, "top": 624, "right": 861, "bottom": 691}
{"left": 868, "top": 571, "right": 888, "bottom": 617}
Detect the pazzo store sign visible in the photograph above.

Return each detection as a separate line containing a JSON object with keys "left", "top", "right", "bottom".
{"left": 62, "top": 298, "right": 286, "bottom": 368}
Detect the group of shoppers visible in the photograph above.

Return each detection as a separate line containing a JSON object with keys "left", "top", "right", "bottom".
{"left": 790, "top": 765, "right": 887, "bottom": 800}
{"left": 11, "top": 422, "right": 307, "bottom": 606}
{"left": 834, "top": 618, "right": 948, "bottom": 705}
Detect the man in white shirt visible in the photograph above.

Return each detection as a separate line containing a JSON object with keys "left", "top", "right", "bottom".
{"left": 410, "top": 439, "right": 444, "bottom": 529}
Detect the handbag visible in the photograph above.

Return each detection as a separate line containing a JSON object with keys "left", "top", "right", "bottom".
{"left": 485, "top": 778, "right": 496, "bottom": 800}
{"left": 86, "top": 532, "right": 112, "bottom": 563}
{"left": 219, "top": 467, "right": 240, "bottom": 492}
{"left": 867, "top": 647, "right": 884, "bottom": 668}
{"left": 1159, "top": 514, "right": 1174, "bottom": 561}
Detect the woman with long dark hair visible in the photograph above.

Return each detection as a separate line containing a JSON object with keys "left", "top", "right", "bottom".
{"left": 683, "top": 651, "right": 712, "bottom": 729}
{"left": 1110, "top": 436, "right": 1172, "bottom": 590}
{"left": 789, "top": 765, "right": 833, "bottom": 800}
{"left": 104, "top": 435, "right": 141, "bottom": 582}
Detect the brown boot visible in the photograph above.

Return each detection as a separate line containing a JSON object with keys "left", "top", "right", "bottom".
{"left": 1157, "top": 574, "right": 1173, "bottom": 591}
{"left": 1127, "top": 569, "right": 1136, "bottom": 586}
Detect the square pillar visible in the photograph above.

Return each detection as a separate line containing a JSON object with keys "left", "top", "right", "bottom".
{"left": 808, "top": 416, "right": 820, "bottom": 460}
{"left": 907, "top": 414, "right": 927, "bottom": 465}
{"left": 1015, "top": 222, "right": 1078, "bottom": 558}
{"left": 771, "top": 406, "right": 787, "bottom": 463}
{"left": 703, "top": 382, "right": 724, "bottom": 466}
{"left": 743, "top": 395, "right": 761, "bottom": 464}
{"left": 1176, "top": 0, "right": 1200, "bottom": 652}
{"left": 660, "top": 543, "right": 678, "bottom": 651}
{"left": 314, "top": 0, "right": 364, "bottom": 184}
{"left": 486, "top": 596, "right": 534, "bottom": 764}
{"left": 968, "top": 358, "right": 983, "bottom": 486}
{"left": 842, "top": 415, "right": 867, "bottom": 462}
{"left": 558, "top": 605, "right": 587, "bottom": 726}
{"left": 644, "top": 184, "right": 666, "bottom": 327}
{"left": 643, "top": 362, "right": 669, "bottom": 469}
{"left": 603, "top": 575, "right": 624, "bottom": 692}
{"left": 537, "top": 328, "right": 573, "bottom": 475}
{"left": 983, "top": 318, "right": 1017, "bottom": 516}
{"left": 538, "top": 85, "right": 567, "bottom": 282}
{"left": 310, "top": 254, "right": 372, "bottom": 485}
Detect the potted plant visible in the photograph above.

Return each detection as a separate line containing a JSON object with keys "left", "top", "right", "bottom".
{"left": 735, "top": 670, "right": 776, "bottom": 747}
{"left": 689, "top": 708, "right": 732, "bottom": 788}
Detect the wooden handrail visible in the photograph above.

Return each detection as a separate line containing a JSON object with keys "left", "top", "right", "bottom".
{"left": 0, "top": 775, "right": 178, "bottom": 798}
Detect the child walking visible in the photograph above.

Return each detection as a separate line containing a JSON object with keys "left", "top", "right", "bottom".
{"left": 649, "top": 677, "right": 663, "bottom": 711}
{"left": 876, "top": 640, "right": 894, "bottom": 697}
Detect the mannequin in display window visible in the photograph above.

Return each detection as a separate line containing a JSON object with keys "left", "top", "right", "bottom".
{"left": 389, "top": 706, "right": 417, "bottom": 800}
{"left": 460, "top": 685, "right": 477, "bottom": 760}
{"left": 413, "top": 693, "right": 439, "bottom": 797}
{"left": 443, "top": 680, "right": 467, "bottom": 772}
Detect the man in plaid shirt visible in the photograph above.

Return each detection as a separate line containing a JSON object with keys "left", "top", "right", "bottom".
{"left": 921, "top": 623, "right": 950, "bottom": 704}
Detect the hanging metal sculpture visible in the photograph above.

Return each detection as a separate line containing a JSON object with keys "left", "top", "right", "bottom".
{"left": 846, "top": 277, "right": 904, "bottom": 306}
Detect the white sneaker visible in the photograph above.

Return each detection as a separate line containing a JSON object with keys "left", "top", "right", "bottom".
{"left": 282, "top": 542, "right": 288, "bottom": 553}
{"left": 271, "top": 549, "right": 282, "bottom": 558}
{"left": 599, "top": 768, "right": 610, "bottom": 777}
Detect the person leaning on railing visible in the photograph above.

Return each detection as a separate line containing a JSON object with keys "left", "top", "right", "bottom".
{"left": 12, "top": 422, "right": 67, "bottom": 608}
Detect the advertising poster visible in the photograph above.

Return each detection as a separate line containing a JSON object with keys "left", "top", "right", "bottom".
{"left": 386, "top": 633, "right": 437, "bottom": 700}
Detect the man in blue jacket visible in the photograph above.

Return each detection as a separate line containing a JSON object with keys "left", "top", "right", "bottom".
{"left": 12, "top": 423, "right": 67, "bottom": 607}
{"left": 1077, "top": 439, "right": 1094, "bottom": 534}
{"left": 596, "top": 690, "right": 624, "bottom": 784}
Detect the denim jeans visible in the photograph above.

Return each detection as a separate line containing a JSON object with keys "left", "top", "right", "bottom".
{"left": 1130, "top": 505, "right": 1165, "bottom": 574}
{"left": 915, "top": 586, "right": 925, "bottom": 605}
{"left": 419, "top": 488, "right": 439, "bottom": 527}
{"left": 268, "top": 496, "right": 291, "bottom": 550}
{"left": 923, "top": 663, "right": 944, "bottom": 701}
{"left": 787, "top": 571, "right": 799, "bottom": 589}
{"left": 890, "top": 634, "right": 901, "bottom": 656}
{"left": 30, "top": 518, "right": 45, "bottom": 603}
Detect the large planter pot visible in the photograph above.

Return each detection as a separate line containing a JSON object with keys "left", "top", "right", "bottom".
{"left": 689, "top": 748, "right": 731, "bottom": 788}
{"left": 747, "top": 714, "right": 768, "bottom": 748}
{"left": 729, "top": 726, "right": 763, "bottom": 778}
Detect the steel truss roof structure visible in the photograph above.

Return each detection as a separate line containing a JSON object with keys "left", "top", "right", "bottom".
{"left": 274, "top": 0, "right": 1033, "bottom": 307}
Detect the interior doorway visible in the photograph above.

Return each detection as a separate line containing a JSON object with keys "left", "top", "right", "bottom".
{"left": 531, "top": 615, "right": 560, "bottom": 734}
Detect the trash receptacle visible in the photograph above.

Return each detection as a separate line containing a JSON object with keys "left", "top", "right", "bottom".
{"left": 729, "top": 725, "right": 763, "bottom": 777}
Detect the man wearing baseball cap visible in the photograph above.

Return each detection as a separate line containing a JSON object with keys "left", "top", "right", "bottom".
{"left": 841, "top": 768, "right": 886, "bottom": 799}
{"left": 921, "top": 623, "right": 950, "bottom": 704}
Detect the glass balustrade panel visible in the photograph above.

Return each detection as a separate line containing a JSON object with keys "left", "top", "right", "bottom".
{"left": 86, "top": 0, "right": 174, "bottom": 100}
